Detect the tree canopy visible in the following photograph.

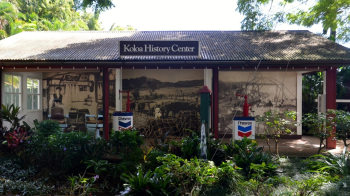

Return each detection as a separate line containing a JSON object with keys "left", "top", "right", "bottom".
{"left": 236, "top": 0, "right": 350, "bottom": 44}
{"left": 0, "top": 0, "right": 115, "bottom": 39}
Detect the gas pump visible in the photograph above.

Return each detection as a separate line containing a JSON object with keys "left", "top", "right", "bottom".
{"left": 112, "top": 90, "right": 133, "bottom": 131}
{"left": 233, "top": 94, "right": 255, "bottom": 140}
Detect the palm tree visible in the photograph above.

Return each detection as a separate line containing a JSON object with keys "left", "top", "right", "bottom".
{"left": 0, "top": 2, "right": 17, "bottom": 38}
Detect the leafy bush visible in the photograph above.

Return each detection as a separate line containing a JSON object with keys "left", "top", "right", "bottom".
{"left": 223, "top": 137, "right": 279, "bottom": 179}
{"left": 303, "top": 111, "right": 335, "bottom": 153}
{"left": 26, "top": 132, "right": 99, "bottom": 174}
{"left": 0, "top": 178, "right": 54, "bottom": 196}
{"left": 33, "top": 119, "right": 61, "bottom": 137}
{"left": 155, "top": 154, "right": 243, "bottom": 195}
{"left": 256, "top": 110, "right": 297, "bottom": 155}
{"left": 305, "top": 147, "right": 350, "bottom": 176}
{"left": 0, "top": 157, "right": 35, "bottom": 181}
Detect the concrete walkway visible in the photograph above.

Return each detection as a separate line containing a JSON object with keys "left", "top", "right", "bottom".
{"left": 145, "top": 136, "right": 347, "bottom": 157}
{"left": 223, "top": 136, "right": 346, "bottom": 157}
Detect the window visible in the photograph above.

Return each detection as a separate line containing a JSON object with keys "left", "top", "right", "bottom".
{"left": 27, "top": 78, "right": 40, "bottom": 110}
{"left": 4, "top": 74, "right": 21, "bottom": 107}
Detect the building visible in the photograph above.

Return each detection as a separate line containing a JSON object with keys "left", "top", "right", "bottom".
{"left": 1, "top": 30, "right": 349, "bottom": 148}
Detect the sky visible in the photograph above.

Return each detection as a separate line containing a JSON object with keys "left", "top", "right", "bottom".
{"left": 99, "top": 0, "right": 350, "bottom": 48}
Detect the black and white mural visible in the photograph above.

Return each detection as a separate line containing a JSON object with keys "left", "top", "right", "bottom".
{"left": 43, "top": 72, "right": 103, "bottom": 132}
{"left": 122, "top": 69, "right": 204, "bottom": 137}
{"left": 219, "top": 71, "right": 297, "bottom": 134}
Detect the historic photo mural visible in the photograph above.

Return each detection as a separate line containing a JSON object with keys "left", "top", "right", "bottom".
{"left": 42, "top": 71, "right": 104, "bottom": 132}
{"left": 122, "top": 69, "right": 204, "bottom": 137}
{"left": 219, "top": 71, "right": 297, "bottom": 135}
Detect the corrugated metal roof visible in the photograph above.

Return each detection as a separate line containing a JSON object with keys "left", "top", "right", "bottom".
{"left": 0, "top": 30, "right": 349, "bottom": 61}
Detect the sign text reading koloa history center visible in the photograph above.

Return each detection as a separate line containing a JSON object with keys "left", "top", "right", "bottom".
{"left": 119, "top": 41, "right": 199, "bottom": 56}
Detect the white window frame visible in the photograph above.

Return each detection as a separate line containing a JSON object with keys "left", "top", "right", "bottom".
{"left": 3, "top": 73, "right": 22, "bottom": 108}
{"left": 26, "top": 77, "right": 41, "bottom": 111}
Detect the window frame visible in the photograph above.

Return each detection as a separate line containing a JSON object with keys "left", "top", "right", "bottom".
{"left": 26, "top": 77, "right": 41, "bottom": 111}
{"left": 3, "top": 73, "right": 22, "bottom": 108}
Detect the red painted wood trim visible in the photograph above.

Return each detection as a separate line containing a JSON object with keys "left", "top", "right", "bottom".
{"left": 326, "top": 66, "right": 337, "bottom": 149}
{"left": 213, "top": 68, "right": 219, "bottom": 139}
{"left": 103, "top": 68, "right": 110, "bottom": 140}
{"left": 0, "top": 69, "right": 2, "bottom": 128}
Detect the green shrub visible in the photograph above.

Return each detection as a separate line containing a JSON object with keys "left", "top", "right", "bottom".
{"left": 223, "top": 137, "right": 279, "bottom": 179}
{"left": 33, "top": 119, "right": 61, "bottom": 137}
{"left": 305, "top": 147, "right": 350, "bottom": 176}
{"left": 0, "top": 178, "right": 54, "bottom": 196}
{"left": 26, "top": 132, "right": 98, "bottom": 174}
{"left": 155, "top": 154, "right": 243, "bottom": 195}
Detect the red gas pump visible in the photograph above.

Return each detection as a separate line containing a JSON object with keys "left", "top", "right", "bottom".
{"left": 236, "top": 94, "right": 252, "bottom": 117}
{"left": 119, "top": 90, "right": 132, "bottom": 112}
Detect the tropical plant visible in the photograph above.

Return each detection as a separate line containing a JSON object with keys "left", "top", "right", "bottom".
{"left": 0, "top": 2, "right": 17, "bottom": 38}
{"left": 67, "top": 172, "right": 98, "bottom": 196}
{"left": 0, "top": 104, "right": 26, "bottom": 131}
{"left": 305, "top": 147, "right": 350, "bottom": 176}
{"left": 256, "top": 110, "right": 297, "bottom": 155}
{"left": 223, "top": 137, "right": 278, "bottom": 179}
{"left": 303, "top": 111, "right": 336, "bottom": 153}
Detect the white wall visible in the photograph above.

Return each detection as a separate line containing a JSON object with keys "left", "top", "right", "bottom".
{"left": 2, "top": 71, "right": 43, "bottom": 128}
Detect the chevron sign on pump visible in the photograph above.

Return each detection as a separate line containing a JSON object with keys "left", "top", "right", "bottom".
{"left": 233, "top": 117, "right": 255, "bottom": 140}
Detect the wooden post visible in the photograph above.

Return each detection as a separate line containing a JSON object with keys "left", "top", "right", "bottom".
{"left": 213, "top": 68, "right": 219, "bottom": 139}
{"left": 103, "top": 68, "right": 110, "bottom": 140}
{"left": 326, "top": 66, "right": 337, "bottom": 149}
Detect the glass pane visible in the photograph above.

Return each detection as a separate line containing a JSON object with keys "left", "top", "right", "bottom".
{"left": 4, "top": 74, "right": 12, "bottom": 93}
{"left": 33, "top": 79, "right": 39, "bottom": 94}
{"left": 4, "top": 94, "right": 11, "bottom": 105}
{"left": 33, "top": 95, "right": 38, "bottom": 110}
{"left": 27, "top": 95, "right": 32, "bottom": 110}
{"left": 13, "top": 76, "right": 20, "bottom": 93}
{"left": 13, "top": 94, "right": 20, "bottom": 107}
{"left": 27, "top": 78, "right": 32, "bottom": 93}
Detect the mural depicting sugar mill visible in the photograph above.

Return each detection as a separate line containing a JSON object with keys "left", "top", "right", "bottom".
{"left": 122, "top": 69, "right": 204, "bottom": 137}
{"left": 219, "top": 71, "right": 297, "bottom": 134}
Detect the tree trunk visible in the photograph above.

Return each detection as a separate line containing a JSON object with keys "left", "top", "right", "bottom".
{"left": 330, "top": 29, "right": 336, "bottom": 41}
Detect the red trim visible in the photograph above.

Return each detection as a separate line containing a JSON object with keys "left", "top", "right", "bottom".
{"left": 103, "top": 68, "right": 110, "bottom": 140}
{"left": 326, "top": 66, "right": 337, "bottom": 149}
{"left": 0, "top": 69, "right": 2, "bottom": 128}
{"left": 213, "top": 68, "right": 219, "bottom": 139}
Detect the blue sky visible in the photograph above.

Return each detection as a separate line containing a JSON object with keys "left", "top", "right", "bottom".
{"left": 99, "top": 0, "right": 350, "bottom": 48}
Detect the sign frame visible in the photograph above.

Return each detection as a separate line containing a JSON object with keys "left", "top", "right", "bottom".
{"left": 118, "top": 40, "right": 200, "bottom": 58}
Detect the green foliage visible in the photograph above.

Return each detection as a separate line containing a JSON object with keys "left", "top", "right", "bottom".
{"left": 223, "top": 137, "right": 278, "bottom": 179}
{"left": 236, "top": 0, "right": 350, "bottom": 44}
{"left": 0, "top": 157, "right": 35, "bottom": 181}
{"left": 303, "top": 111, "right": 335, "bottom": 153}
{"left": 0, "top": 104, "right": 26, "bottom": 131}
{"left": 171, "top": 131, "right": 200, "bottom": 159}
{"left": 330, "top": 109, "right": 350, "bottom": 148}
{"left": 26, "top": 131, "right": 98, "bottom": 174}
{"left": 257, "top": 110, "right": 297, "bottom": 155}
{"left": 302, "top": 72, "right": 323, "bottom": 115}
{"left": 156, "top": 154, "right": 243, "bottom": 195}
{"left": 0, "top": 178, "right": 54, "bottom": 196}
{"left": 66, "top": 173, "right": 98, "bottom": 196}
{"left": 121, "top": 167, "right": 175, "bottom": 196}
{"left": 305, "top": 147, "right": 350, "bottom": 176}
{"left": 33, "top": 119, "right": 61, "bottom": 137}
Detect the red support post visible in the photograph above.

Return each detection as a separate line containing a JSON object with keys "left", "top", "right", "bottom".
{"left": 326, "top": 66, "right": 337, "bottom": 149}
{"left": 213, "top": 68, "right": 219, "bottom": 139}
{"left": 103, "top": 68, "right": 110, "bottom": 140}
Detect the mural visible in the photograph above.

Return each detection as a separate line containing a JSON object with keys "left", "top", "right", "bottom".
{"left": 43, "top": 71, "right": 104, "bottom": 132}
{"left": 122, "top": 69, "right": 204, "bottom": 137}
{"left": 219, "top": 71, "right": 297, "bottom": 134}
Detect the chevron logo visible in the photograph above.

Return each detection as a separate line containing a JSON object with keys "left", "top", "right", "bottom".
{"left": 238, "top": 125, "right": 252, "bottom": 137}
{"left": 238, "top": 125, "right": 252, "bottom": 132}
{"left": 238, "top": 131, "right": 252, "bottom": 137}
{"left": 119, "top": 121, "right": 132, "bottom": 128}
